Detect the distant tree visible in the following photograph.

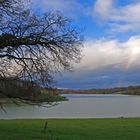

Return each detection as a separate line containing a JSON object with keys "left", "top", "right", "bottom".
{"left": 0, "top": 0, "right": 83, "bottom": 104}
{"left": 0, "top": 77, "right": 40, "bottom": 100}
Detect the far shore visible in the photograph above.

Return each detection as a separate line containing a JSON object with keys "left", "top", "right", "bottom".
{"left": 58, "top": 85, "right": 140, "bottom": 95}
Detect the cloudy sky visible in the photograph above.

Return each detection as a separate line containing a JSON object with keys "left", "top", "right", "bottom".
{"left": 32, "top": 0, "right": 140, "bottom": 89}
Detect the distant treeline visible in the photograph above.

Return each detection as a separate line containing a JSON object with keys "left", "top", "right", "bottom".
{"left": 58, "top": 86, "right": 140, "bottom": 95}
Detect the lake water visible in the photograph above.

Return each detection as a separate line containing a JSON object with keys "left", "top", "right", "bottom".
{"left": 1, "top": 94, "right": 140, "bottom": 119}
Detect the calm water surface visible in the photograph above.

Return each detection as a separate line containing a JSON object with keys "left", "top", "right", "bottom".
{"left": 1, "top": 94, "right": 140, "bottom": 119}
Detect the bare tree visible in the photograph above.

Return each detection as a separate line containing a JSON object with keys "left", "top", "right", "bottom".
{"left": 0, "top": 10, "right": 82, "bottom": 84}
{"left": 0, "top": 0, "right": 25, "bottom": 16}
{"left": 0, "top": 1, "right": 83, "bottom": 103}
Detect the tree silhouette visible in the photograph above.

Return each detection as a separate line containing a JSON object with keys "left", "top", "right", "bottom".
{"left": 0, "top": 0, "right": 82, "bottom": 104}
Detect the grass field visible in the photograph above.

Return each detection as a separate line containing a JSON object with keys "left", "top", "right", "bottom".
{"left": 1, "top": 118, "right": 140, "bottom": 140}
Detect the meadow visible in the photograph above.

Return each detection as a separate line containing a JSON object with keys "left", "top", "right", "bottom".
{"left": 1, "top": 118, "right": 140, "bottom": 140}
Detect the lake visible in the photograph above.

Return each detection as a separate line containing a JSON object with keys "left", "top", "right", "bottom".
{"left": 1, "top": 94, "right": 140, "bottom": 119}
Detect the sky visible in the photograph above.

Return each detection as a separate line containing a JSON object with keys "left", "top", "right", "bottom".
{"left": 31, "top": 0, "right": 140, "bottom": 89}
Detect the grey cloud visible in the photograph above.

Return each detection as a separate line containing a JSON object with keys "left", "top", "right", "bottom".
{"left": 56, "top": 36, "right": 140, "bottom": 89}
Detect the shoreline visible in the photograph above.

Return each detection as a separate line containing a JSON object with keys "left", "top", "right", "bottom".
{"left": 1, "top": 116, "right": 140, "bottom": 120}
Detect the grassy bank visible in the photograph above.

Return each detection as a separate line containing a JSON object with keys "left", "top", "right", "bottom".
{"left": 0, "top": 93, "right": 67, "bottom": 105}
{"left": 1, "top": 118, "right": 140, "bottom": 140}
{"left": 38, "top": 92, "right": 68, "bottom": 102}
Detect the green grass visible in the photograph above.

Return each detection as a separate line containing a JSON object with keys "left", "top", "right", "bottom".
{"left": 1, "top": 118, "right": 140, "bottom": 140}
{"left": 38, "top": 92, "right": 68, "bottom": 102}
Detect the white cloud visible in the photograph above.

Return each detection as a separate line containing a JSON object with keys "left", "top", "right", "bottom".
{"left": 93, "top": 0, "right": 140, "bottom": 33}
{"left": 93, "top": 0, "right": 114, "bottom": 21}
{"left": 75, "top": 36, "right": 140, "bottom": 71}
{"left": 112, "top": 3, "right": 140, "bottom": 22}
